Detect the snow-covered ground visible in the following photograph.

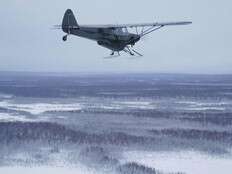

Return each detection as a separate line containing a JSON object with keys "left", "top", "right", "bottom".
{"left": 0, "top": 166, "right": 99, "bottom": 174}
{"left": 122, "top": 151, "right": 232, "bottom": 174}
{"left": 0, "top": 73, "right": 232, "bottom": 174}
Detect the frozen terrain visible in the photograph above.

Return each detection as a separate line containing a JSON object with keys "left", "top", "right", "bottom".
{"left": 0, "top": 72, "right": 232, "bottom": 174}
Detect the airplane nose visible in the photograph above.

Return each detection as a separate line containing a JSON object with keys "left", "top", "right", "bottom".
{"left": 135, "top": 35, "right": 140, "bottom": 42}
{"left": 129, "top": 35, "right": 140, "bottom": 45}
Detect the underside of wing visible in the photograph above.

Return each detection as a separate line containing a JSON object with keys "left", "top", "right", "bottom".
{"left": 80, "top": 21, "right": 192, "bottom": 29}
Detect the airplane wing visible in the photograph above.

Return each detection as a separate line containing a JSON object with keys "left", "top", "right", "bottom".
{"left": 53, "top": 21, "right": 192, "bottom": 29}
{"left": 80, "top": 21, "right": 192, "bottom": 29}
{"left": 53, "top": 21, "right": 192, "bottom": 37}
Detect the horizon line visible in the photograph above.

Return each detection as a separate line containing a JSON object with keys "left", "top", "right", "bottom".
{"left": 0, "top": 70, "right": 232, "bottom": 76}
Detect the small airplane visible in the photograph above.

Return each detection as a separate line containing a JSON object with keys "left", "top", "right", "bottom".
{"left": 54, "top": 9, "right": 192, "bottom": 57}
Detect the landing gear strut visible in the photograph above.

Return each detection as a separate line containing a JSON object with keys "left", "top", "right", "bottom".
{"left": 124, "top": 46, "right": 143, "bottom": 57}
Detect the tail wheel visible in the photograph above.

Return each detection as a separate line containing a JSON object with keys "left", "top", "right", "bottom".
{"left": 63, "top": 35, "right": 67, "bottom": 41}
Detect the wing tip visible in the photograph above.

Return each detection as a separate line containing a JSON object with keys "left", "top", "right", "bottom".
{"left": 184, "top": 21, "right": 193, "bottom": 25}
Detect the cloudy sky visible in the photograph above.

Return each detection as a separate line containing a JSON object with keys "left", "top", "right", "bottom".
{"left": 0, "top": 0, "right": 231, "bottom": 74}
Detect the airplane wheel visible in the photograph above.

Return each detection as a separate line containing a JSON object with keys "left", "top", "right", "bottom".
{"left": 63, "top": 35, "right": 67, "bottom": 41}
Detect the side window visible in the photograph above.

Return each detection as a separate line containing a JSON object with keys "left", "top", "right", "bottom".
{"left": 122, "top": 28, "right": 128, "bottom": 33}
{"left": 114, "top": 28, "right": 123, "bottom": 34}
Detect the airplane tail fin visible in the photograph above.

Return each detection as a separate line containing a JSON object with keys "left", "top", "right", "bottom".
{"left": 62, "top": 9, "right": 79, "bottom": 33}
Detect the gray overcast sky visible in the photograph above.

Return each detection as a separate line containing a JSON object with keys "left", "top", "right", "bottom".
{"left": 0, "top": 0, "right": 232, "bottom": 74}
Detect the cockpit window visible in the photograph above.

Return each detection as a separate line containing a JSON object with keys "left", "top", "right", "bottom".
{"left": 113, "top": 28, "right": 128, "bottom": 35}
{"left": 113, "top": 28, "right": 122, "bottom": 34}
{"left": 122, "top": 28, "right": 128, "bottom": 33}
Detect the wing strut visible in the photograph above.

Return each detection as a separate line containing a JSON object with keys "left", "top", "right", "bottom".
{"left": 140, "top": 25, "right": 164, "bottom": 37}
{"left": 126, "top": 25, "right": 165, "bottom": 38}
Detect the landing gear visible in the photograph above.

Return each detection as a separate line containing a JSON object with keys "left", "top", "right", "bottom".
{"left": 129, "top": 51, "right": 135, "bottom": 56}
{"left": 110, "top": 51, "right": 120, "bottom": 56}
{"left": 104, "top": 51, "right": 120, "bottom": 59}
{"left": 62, "top": 35, "right": 68, "bottom": 42}
{"left": 124, "top": 46, "right": 142, "bottom": 57}
{"left": 123, "top": 46, "right": 134, "bottom": 55}
{"left": 130, "top": 52, "right": 135, "bottom": 56}
{"left": 132, "top": 49, "right": 143, "bottom": 57}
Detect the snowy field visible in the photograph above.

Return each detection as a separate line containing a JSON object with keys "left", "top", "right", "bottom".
{"left": 0, "top": 73, "right": 232, "bottom": 174}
